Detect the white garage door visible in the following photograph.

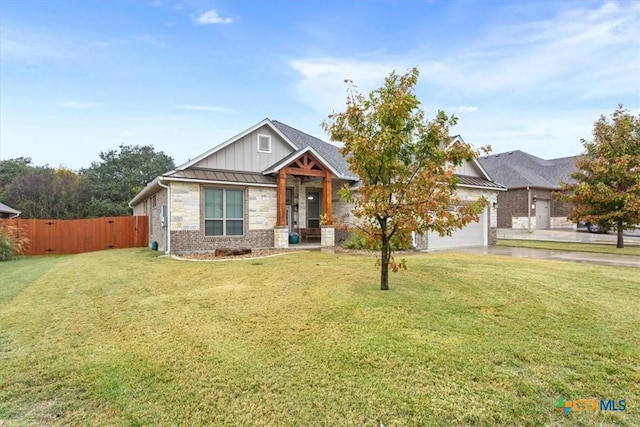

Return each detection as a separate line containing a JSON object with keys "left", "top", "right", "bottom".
{"left": 427, "top": 208, "right": 487, "bottom": 250}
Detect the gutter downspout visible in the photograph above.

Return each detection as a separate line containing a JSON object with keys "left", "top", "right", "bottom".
{"left": 9, "top": 212, "right": 21, "bottom": 219}
{"left": 527, "top": 186, "right": 532, "bottom": 233}
{"left": 157, "top": 177, "right": 171, "bottom": 254}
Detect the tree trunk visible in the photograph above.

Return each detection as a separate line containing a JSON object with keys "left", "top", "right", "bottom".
{"left": 380, "top": 235, "right": 390, "bottom": 290}
{"left": 617, "top": 221, "right": 624, "bottom": 249}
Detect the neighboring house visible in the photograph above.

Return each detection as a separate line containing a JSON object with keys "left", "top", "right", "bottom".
{"left": 477, "top": 150, "right": 578, "bottom": 230}
{"left": 130, "top": 118, "right": 505, "bottom": 254}
{"left": 0, "top": 202, "right": 21, "bottom": 219}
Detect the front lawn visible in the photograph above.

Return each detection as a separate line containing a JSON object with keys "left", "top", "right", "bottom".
{"left": 1, "top": 249, "right": 638, "bottom": 426}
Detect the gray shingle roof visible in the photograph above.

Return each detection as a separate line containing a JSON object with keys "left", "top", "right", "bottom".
{"left": 0, "top": 202, "right": 20, "bottom": 215}
{"left": 271, "top": 120, "right": 358, "bottom": 180}
{"left": 477, "top": 150, "right": 578, "bottom": 189}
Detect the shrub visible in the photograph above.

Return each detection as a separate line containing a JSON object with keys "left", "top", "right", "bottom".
{"left": 0, "top": 223, "right": 29, "bottom": 261}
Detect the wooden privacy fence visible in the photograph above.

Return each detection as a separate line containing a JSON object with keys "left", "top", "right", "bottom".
{"left": 0, "top": 216, "right": 148, "bottom": 255}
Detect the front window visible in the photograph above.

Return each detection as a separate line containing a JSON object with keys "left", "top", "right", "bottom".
{"left": 204, "top": 188, "right": 244, "bottom": 236}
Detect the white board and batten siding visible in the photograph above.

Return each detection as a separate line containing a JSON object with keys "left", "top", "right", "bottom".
{"left": 427, "top": 207, "right": 488, "bottom": 250}
{"left": 453, "top": 161, "right": 481, "bottom": 177}
{"left": 193, "top": 125, "right": 294, "bottom": 173}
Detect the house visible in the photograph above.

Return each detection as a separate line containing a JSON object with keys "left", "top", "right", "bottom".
{"left": 0, "top": 202, "right": 21, "bottom": 219}
{"left": 129, "top": 118, "right": 505, "bottom": 253}
{"left": 477, "top": 150, "right": 578, "bottom": 230}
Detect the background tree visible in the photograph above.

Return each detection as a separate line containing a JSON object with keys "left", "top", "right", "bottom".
{"left": 323, "top": 68, "right": 488, "bottom": 290}
{"left": 82, "top": 144, "right": 175, "bottom": 217}
{"left": 555, "top": 105, "right": 640, "bottom": 248}
{"left": 5, "top": 167, "right": 89, "bottom": 218}
{"left": 0, "top": 157, "right": 34, "bottom": 203}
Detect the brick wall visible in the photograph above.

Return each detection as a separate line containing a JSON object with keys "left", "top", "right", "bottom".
{"left": 496, "top": 188, "right": 529, "bottom": 228}
{"left": 133, "top": 188, "right": 168, "bottom": 251}
{"left": 171, "top": 229, "right": 274, "bottom": 254}
{"left": 497, "top": 187, "right": 573, "bottom": 228}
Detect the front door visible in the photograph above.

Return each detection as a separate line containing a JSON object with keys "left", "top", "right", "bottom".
{"left": 307, "top": 189, "right": 321, "bottom": 228}
{"left": 286, "top": 205, "right": 292, "bottom": 233}
{"left": 536, "top": 199, "right": 550, "bottom": 229}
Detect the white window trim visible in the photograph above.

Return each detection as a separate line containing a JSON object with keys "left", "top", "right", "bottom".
{"left": 257, "top": 134, "right": 271, "bottom": 153}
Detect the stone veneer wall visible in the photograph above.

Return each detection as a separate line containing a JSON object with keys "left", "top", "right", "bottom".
{"left": 167, "top": 183, "right": 277, "bottom": 254}
{"left": 512, "top": 216, "right": 536, "bottom": 230}
{"left": 551, "top": 217, "right": 577, "bottom": 229}
{"left": 321, "top": 226, "right": 335, "bottom": 247}
{"left": 274, "top": 226, "right": 289, "bottom": 249}
{"left": 488, "top": 227, "right": 497, "bottom": 245}
{"left": 248, "top": 187, "right": 277, "bottom": 229}
{"left": 170, "top": 182, "right": 200, "bottom": 231}
{"left": 331, "top": 180, "right": 356, "bottom": 228}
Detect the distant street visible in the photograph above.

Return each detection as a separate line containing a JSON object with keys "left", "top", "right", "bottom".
{"left": 497, "top": 228, "right": 640, "bottom": 246}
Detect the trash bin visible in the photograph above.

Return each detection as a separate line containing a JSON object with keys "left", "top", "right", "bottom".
{"left": 151, "top": 241, "right": 158, "bottom": 251}
{"left": 289, "top": 234, "right": 299, "bottom": 244}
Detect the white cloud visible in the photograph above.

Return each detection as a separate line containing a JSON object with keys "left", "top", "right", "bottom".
{"left": 59, "top": 101, "right": 100, "bottom": 109}
{"left": 289, "top": 58, "right": 408, "bottom": 113}
{"left": 195, "top": 10, "right": 233, "bottom": 25}
{"left": 0, "top": 25, "right": 73, "bottom": 61}
{"left": 178, "top": 105, "right": 235, "bottom": 113}
{"left": 289, "top": 2, "right": 639, "bottom": 109}
{"left": 136, "top": 34, "right": 164, "bottom": 47}
{"left": 450, "top": 106, "right": 478, "bottom": 114}
{"left": 287, "top": 1, "right": 638, "bottom": 161}
{"left": 434, "top": 1, "right": 640, "bottom": 96}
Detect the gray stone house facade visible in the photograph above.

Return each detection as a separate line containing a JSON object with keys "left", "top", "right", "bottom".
{"left": 130, "top": 119, "right": 505, "bottom": 253}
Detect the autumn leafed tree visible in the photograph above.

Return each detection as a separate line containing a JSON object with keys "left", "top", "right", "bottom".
{"left": 556, "top": 105, "right": 640, "bottom": 248}
{"left": 323, "top": 68, "right": 488, "bottom": 290}
{"left": 5, "top": 167, "right": 89, "bottom": 219}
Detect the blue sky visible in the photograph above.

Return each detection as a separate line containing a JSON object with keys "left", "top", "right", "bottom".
{"left": 1, "top": 0, "right": 638, "bottom": 170}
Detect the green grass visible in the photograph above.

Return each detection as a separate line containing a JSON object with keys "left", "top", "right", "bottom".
{"left": 498, "top": 239, "right": 640, "bottom": 256}
{"left": 1, "top": 248, "right": 638, "bottom": 426}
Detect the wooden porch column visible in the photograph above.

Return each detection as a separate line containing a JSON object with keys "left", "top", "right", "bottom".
{"left": 323, "top": 170, "right": 333, "bottom": 224}
{"left": 277, "top": 170, "right": 286, "bottom": 226}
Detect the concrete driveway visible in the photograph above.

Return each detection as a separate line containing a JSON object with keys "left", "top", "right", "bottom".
{"left": 497, "top": 228, "right": 640, "bottom": 245}
{"left": 451, "top": 245, "right": 640, "bottom": 268}
{"left": 426, "top": 228, "right": 640, "bottom": 267}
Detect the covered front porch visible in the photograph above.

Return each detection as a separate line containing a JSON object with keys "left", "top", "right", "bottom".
{"left": 267, "top": 149, "right": 337, "bottom": 249}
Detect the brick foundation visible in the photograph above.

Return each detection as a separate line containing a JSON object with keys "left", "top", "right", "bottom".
{"left": 170, "top": 229, "right": 273, "bottom": 254}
